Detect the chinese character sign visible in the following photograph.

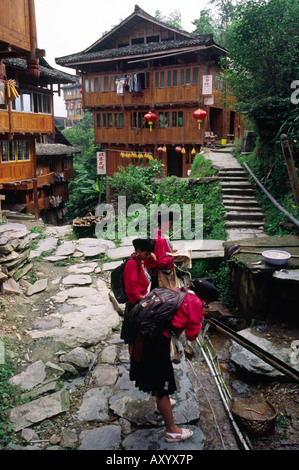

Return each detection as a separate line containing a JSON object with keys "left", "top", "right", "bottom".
{"left": 97, "top": 152, "right": 106, "bottom": 175}
{"left": 202, "top": 75, "right": 212, "bottom": 95}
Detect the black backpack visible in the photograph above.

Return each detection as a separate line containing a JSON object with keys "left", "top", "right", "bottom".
{"left": 110, "top": 257, "right": 140, "bottom": 304}
{"left": 127, "top": 287, "right": 187, "bottom": 338}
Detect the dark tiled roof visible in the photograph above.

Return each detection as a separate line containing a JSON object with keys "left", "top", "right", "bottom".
{"left": 36, "top": 143, "right": 82, "bottom": 156}
{"left": 4, "top": 57, "right": 78, "bottom": 84}
{"left": 56, "top": 36, "right": 216, "bottom": 66}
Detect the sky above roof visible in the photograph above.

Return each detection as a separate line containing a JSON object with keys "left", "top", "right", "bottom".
{"left": 35, "top": 0, "right": 210, "bottom": 115}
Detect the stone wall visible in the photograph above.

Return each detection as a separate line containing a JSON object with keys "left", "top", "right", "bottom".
{"left": 0, "top": 223, "right": 33, "bottom": 294}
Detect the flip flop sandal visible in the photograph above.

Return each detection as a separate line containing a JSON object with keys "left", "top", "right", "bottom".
{"left": 165, "top": 428, "right": 193, "bottom": 443}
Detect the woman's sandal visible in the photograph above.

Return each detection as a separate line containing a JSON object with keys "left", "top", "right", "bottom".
{"left": 165, "top": 428, "right": 193, "bottom": 443}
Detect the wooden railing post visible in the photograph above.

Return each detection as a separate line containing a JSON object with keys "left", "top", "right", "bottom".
{"left": 280, "top": 133, "right": 299, "bottom": 207}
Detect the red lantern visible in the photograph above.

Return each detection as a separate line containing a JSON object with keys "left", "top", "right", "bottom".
{"left": 144, "top": 112, "right": 157, "bottom": 132}
{"left": 175, "top": 146, "right": 182, "bottom": 153}
{"left": 193, "top": 108, "right": 207, "bottom": 130}
{"left": 157, "top": 146, "right": 163, "bottom": 153}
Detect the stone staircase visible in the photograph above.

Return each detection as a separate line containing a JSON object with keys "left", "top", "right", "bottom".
{"left": 218, "top": 166, "right": 266, "bottom": 239}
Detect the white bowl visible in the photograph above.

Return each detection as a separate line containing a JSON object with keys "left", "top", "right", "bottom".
{"left": 262, "top": 250, "right": 291, "bottom": 266}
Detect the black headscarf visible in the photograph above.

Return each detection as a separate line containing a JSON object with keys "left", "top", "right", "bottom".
{"left": 133, "top": 238, "right": 156, "bottom": 252}
{"left": 191, "top": 278, "right": 220, "bottom": 302}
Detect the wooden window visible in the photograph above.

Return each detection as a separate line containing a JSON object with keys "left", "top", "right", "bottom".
{"left": 172, "top": 112, "right": 177, "bottom": 127}
{"left": 173, "top": 70, "right": 177, "bottom": 86}
{"left": 90, "top": 78, "right": 99, "bottom": 92}
{"left": 102, "top": 113, "right": 107, "bottom": 127}
{"left": 1, "top": 141, "right": 8, "bottom": 162}
{"left": 186, "top": 69, "right": 191, "bottom": 85}
{"left": 132, "top": 38, "right": 144, "bottom": 45}
{"left": 165, "top": 112, "right": 169, "bottom": 128}
{"left": 17, "top": 141, "right": 24, "bottom": 161}
{"left": 167, "top": 70, "right": 178, "bottom": 87}
{"left": 118, "top": 113, "right": 123, "bottom": 128}
{"left": 111, "top": 76, "right": 115, "bottom": 91}
{"left": 181, "top": 69, "right": 185, "bottom": 86}
{"left": 193, "top": 67, "right": 199, "bottom": 85}
{"left": 155, "top": 72, "right": 159, "bottom": 88}
{"left": 155, "top": 72, "right": 165, "bottom": 88}
{"left": 108, "top": 113, "right": 112, "bottom": 128}
{"left": 23, "top": 141, "right": 30, "bottom": 160}
{"left": 84, "top": 78, "right": 89, "bottom": 93}
{"left": 159, "top": 112, "right": 164, "bottom": 127}
{"left": 8, "top": 142, "right": 15, "bottom": 161}
{"left": 96, "top": 113, "right": 101, "bottom": 127}
{"left": 104, "top": 77, "right": 109, "bottom": 92}
{"left": 178, "top": 111, "right": 183, "bottom": 127}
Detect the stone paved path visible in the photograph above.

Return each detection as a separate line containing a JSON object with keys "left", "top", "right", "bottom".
{"left": 1, "top": 223, "right": 239, "bottom": 451}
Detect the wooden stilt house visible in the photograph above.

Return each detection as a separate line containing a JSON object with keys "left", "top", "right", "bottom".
{"left": 56, "top": 5, "right": 244, "bottom": 196}
{"left": 0, "top": 0, "right": 79, "bottom": 220}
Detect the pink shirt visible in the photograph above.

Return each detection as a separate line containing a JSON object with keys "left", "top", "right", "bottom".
{"left": 144, "top": 229, "right": 173, "bottom": 272}
{"left": 124, "top": 255, "right": 149, "bottom": 304}
{"left": 170, "top": 291, "right": 203, "bottom": 341}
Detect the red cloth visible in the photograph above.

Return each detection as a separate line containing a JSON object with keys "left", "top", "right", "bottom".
{"left": 170, "top": 291, "right": 203, "bottom": 341}
{"left": 124, "top": 254, "right": 149, "bottom": 304}
{"left": 144, "top": 229, "right": 173, "bottom": 272}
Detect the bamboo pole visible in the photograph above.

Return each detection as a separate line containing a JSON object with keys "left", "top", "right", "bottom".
{"left": 195, "top": 334, "right": 252, "bottom": 450}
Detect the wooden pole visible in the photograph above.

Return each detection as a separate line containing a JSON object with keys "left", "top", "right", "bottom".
{"left": 33, "top": 179, "right": 39, "bottom": 220}
{"left": 98, "top": 175, "right": 104, "bottom": 205}
{"left": 280, "top": 134, "right": 299, "bottom": 207}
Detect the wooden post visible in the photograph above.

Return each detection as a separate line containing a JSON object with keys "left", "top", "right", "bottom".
{"left": 33, "top": 179, "right": 39, "bottom": 220}
{"left": 280, "top": 134, "right": 299, "bottom": 207}
{"left": 0, "top": 195, "right": 6, "bottom": 222}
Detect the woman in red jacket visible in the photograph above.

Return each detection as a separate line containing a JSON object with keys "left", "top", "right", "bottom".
{"left": 120, "top": 237, "right": 156, "bottom": 348}
{"left": 129, "top": 278, "right": 220, "bottom": 443}
{"left": 145, "top": 210, "right": 180, "bottom": 290}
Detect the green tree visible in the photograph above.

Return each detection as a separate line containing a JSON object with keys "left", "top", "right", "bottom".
{"left": 62, "top": 111, "right": 102, "bottom": 219}
{"left": 192, "top": 9, "right": 216, "bottom": 36}
{"left": 224, "top": 0, "right": 299, "bottom": 142}
{"left": 155, "top": 10, "right": 182, "bottom": 29}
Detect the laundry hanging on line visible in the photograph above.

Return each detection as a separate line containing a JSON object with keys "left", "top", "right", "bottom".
{"left": 116, "top": 73, "right": 142, "bottom": 95}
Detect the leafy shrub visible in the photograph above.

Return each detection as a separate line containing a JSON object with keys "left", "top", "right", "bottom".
{"left": 189, "top": 153, "right": 217, "bottom": 177}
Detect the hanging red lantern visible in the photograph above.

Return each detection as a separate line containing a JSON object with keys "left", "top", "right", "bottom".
{"left": 175, "top": 146, "right": 182, "bottom": 153}
{"left": 144, "top": 112, "right": 157, "bottom": 132}
{"left": 193, "top": 108, "right": 207, "bottom": 130}
{"left": 157, "top": 146, "right": 163, "bottom": 153}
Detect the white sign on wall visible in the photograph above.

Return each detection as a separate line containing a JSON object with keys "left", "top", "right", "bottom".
{"left": 202, "top": 75, "right": 213, "bottom": 95}
{"left": 97, "top": 152, "right": 106, "bottom": 175}
{"left": 204, "top": 96, "right": 214, "bottom": 105}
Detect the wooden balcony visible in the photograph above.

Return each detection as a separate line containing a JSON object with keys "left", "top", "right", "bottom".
{"left": 63, "top": 168, "right": 74, "bottom": 180}
{"left": 37, "top": 172, "right": 54, "bottom": 187}
{"left": 0, "top": 110, "right": 54, "bottom": 134}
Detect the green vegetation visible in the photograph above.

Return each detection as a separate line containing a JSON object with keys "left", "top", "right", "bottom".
{"left": 63, "top": 111, "right": 103, "bottom": 220}
{"left": 107, "top": 159, "right": 226, "bottom": 241}
{"left": 0, "top": 340, "right": 21, "bottom": 445}
{"left": 189, "top": 153, "right": 217, "bottom": 178}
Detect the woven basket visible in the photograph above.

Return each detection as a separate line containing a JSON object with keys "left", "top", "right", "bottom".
{"left": 231, "top": 398, "right": 277, "bottom": 436}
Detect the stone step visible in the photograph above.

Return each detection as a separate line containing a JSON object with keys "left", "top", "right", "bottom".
{"left": 219, "top": 176, "right": 249, "bottom": 182}
{"left": 220, "top": 181, "right": 253, "bottom": 188}
{"left": 225, "top": 220, "right": 265, "bottom": 229}
{"left": 222, "top": 198, "right": 260, "bottom": 206}
{"left": 221, "top": 188, "right": 256, "bottom": 196}
{"left": 224, "top": 211, "right": 264, "bottom": 221}
{"left": 218, "top": 169, "right": 246, "bottom": 176}
{"left": 224, "top": 205, "right": 262, "bottom": 212}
